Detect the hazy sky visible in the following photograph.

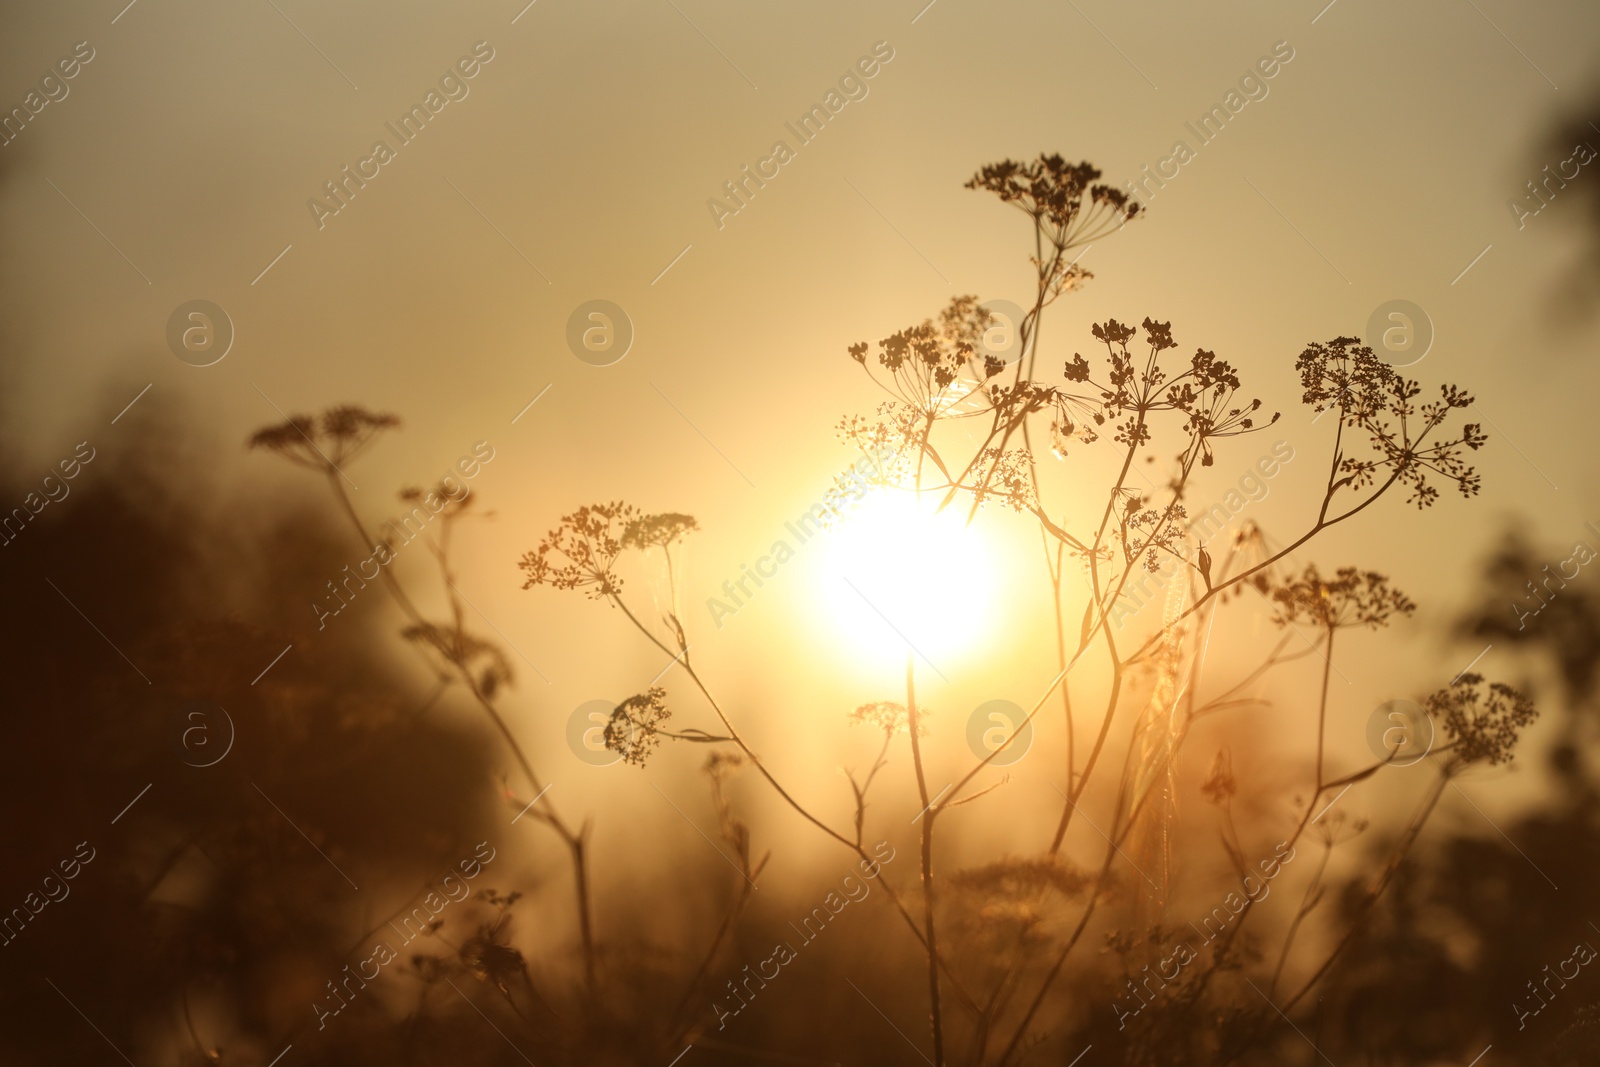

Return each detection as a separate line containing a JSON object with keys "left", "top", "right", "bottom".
{"left": 4, "top": 0, "right": 1598, "bottom": 864}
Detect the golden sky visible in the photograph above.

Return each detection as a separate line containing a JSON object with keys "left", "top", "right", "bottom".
{"left": 3, "top": 0, "right": 1598, "bottom": 868}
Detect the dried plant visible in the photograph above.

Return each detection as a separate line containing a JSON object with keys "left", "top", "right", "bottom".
{"left": 849, "top": 699, "right": 925, "bottom": 737}
{"left": 604, "top": 687, "right": 671, "bottom": 766}
{"left": 515, "top": 151, "right": 1535, "bottom": 1067}
{"left": 241, "top": 151, "right": 1541, "bottom": 1067}
{"left": 1429, "top": 672, "right": 1539, "bottom": 768}
{"left": 518, "top": 501, "right": 638, "bottom": 600}
{"left": 248, "top": 405, "right": 604, "bottom": 1018}
{"left": 1268, "top": 564, "right": 1417, "bottom": 630}
{"left": 248, "top": 405, "right": 400, "bottom": 471}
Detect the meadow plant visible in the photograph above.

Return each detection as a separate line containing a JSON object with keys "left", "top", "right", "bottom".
{"left": 254, "top": 152, "right": 1538, "bottom": 1066}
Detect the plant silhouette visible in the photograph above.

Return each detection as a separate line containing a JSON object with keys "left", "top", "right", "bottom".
{"left": 0, "top": 152, "right": 1557, "bottom": 1067}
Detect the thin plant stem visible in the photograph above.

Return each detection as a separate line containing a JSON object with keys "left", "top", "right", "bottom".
{"left": 321, "top": 472, "right": 599, "bottom": 997}
{"left": 604, "top": 591, "right": 982, "bottom": 1017}
{"left": 905, "top": 652, "right": 945, "bottom": 1066}
{"left": 1316, "top": 628, "right": 1336, "bottom": 789}
{"left": 1269, "top": 843, "right": 1332, "bottom": 997}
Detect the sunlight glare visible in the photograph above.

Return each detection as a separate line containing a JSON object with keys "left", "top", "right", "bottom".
{"left": 819, "top": 490, "right": 996, "bottom": 666}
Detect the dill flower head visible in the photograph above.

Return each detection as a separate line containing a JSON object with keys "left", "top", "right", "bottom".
{"left": 951, "top": 855, "right": 1090, "bottom": 943}
{"left": 399, "top": 481, "right": 476, "bottom": 522}
{"left": 965, "top": 154, "right": 1139, "bottom": 250}
{"left": 703, "top": 749, "right": 746, "bottom": 781}
{"left": 1295, "top": 336, "right": 1397, "bottom": 422}
{"left": 1296, "top": 336, "right": 1487, "bottom": 508}
{"left": 247, "top": 404, "right": 400, "bottom": 470}
{"left": 970, "top": 447, "right": 1039, "bottom": 512}
{"left": 621, "top": 512, "right": 699, "bottom": 551}
{"left": 519, "top": 501, "right": 639, "bottom": 599}
{"left": 605, "top": 687, "right": 671, "bottom": 766}
{"left": 949, "top": 855, "right": 1089, "bottom": 900}
{"left": 1061, "top": 318, "right": 1277, "bottom": 467}
{"left": 460, "top": 909, "right": 526, "bottom": 991}
{"left": 846, "top": 296, "right": 1003, "bottom": 419}
{"left": 1268, "top": 564, "right": 1416, "bottom": 631}
{"left": 1426, "top": 673, "right": 1537, "bottom": 767}
{"left": 848, "top": 700, "right": 927, "bottom": 736}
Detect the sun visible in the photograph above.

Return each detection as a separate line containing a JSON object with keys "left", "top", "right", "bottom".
{"left": 818, "top": 489, "right": 997, "bottom": 667}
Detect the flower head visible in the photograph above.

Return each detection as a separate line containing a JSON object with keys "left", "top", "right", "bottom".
{"left": 519, "top": 501, "right": 639, "bottom": 600}
{"left": 247, "top": 405, "right": 400, "bottom": 470}
{"left": 605, "top": 687, "right": 672, "bottom": 766}
{"left": 949, "top": 854, "right": 1089, "bottom": 900}
{"left": 848, "top": 700, "right": 926, "bottom": 736}
{"left": 621, "top": 512, "right": 699, "bottom": 551}
{"left": 1426, "top": 673, "right": 1537, "bottom": 767}
{"left": 1295, "top": 336, "right": 1486, "bottom": 508}
{"left": 846, "top": 296, "right": 1001, "bottom": 419}
{"left": 965, "top": 154, "right": 1139, "bottom": 250}
{"left": 704, "top": 749, "right": 746, "bottom": 781}
{"left": 1268, "top": 564, "right": 1416, "bottom": 631}
{"left": 399, "top": 481, "right": 476, "bottom": 524}
{"left": 1035, "top": 319, "right": 1280, "bottom": 477}
{"left": 1296, "top": 336, "right": 1396, "bottom": 422}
